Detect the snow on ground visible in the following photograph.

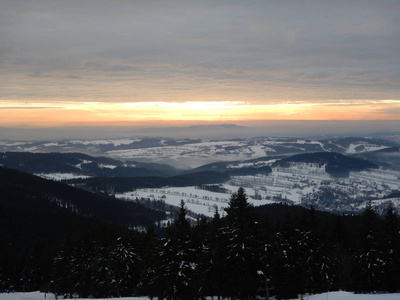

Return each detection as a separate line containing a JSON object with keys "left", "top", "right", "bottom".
{"left": 295, "top": 139, "right": 327, "bottom": 149}
{"left": 117, "top": 184, "right": 276, "bottom": 218}
{"left": 117, "top": 186, "right": 233, "bottom": 217}
{"left": 250, "top": 145, "right": 266, "bottom": 156}
{"left": 1, "top": 291, "right": 400, "bottom": 300}
{"left": 21, "top": 146, "right": 39, "bottom": 152}
{"left": 69, "top": 139, "right": 141, "bottom": 146}
{"left": 296, "top": 291, "right": 400, "bottom": 300}
{"left": 116, "top": 182, "right": 288, "bottom": 218}
{"left": 98, "top": 164, "right": 117, "bottom": 169}
{"left": 227, "top": 159, "right": 277, "bottom": 169}
{"left": 35, "top": 173, "right": 91, "bottom": 181}
{"left": 0, "top": 141, "right": 26, "bottom": 146}
{"left": 345, "top": 143, "right": 389, "bottom": 154}
{"left": 116, "top": 163, "right": 400, "bottom": 217}
{"left": 106, "top": 140, "right": 268, "bottom": 168}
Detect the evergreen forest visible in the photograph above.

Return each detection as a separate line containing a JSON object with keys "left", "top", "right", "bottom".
{"left": 1, "top": 187, "right": 400, "bottom": 300}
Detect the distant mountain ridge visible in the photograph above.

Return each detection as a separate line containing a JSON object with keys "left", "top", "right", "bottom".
{"left": 186, "top": 124, "right": 247, "bottom": 129}
{"left": 0, "top": 135, "right": 397, "bottom": 169}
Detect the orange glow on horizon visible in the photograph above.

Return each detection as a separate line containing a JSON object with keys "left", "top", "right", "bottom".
{"left": 0, "top": 100, "right": 399, "bottom": 127}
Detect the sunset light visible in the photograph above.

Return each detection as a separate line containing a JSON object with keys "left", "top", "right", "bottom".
{"left": 1, "top": 1, "right": 399, "bottom": 130}
{"left": 1, "top": 99, "right": 399, "bottom": 127}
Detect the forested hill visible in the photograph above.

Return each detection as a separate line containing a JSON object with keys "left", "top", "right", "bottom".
{"left": 353, "top": 147, "right": 400, "bottom": 169}
{"left": 75, "top": 171, "right": 231, "bottom": 194}
{"left": 0, "top": 152, "right": 180, "bottom": 177}
{"left": 272, "top": 152, "right": 378, "bottom": 178}
{"left": 0, "top": 166, "right": 163, "bottom": 294}
{"left": 273, "top": 152, "right": 378, "bottom": 170}
{"left": 0, "top": 166, "right": 165, "bottom": 228}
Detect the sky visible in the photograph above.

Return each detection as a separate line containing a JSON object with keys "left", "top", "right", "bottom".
{"left": 1, "top": 0, "right": 400, "bottom": 129}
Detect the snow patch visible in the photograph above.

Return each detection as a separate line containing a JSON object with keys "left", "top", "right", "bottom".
{"left": 69, "top": 138, "right": 141, "bottom": 146}
{"left": 35, "top": 173, "right": 91, "bottom": 181}
{"left": 99, "top": 163, "right": 117, "bottom": 169}
{"left": 346, "top": 143, "right": 389, "bottom": 154}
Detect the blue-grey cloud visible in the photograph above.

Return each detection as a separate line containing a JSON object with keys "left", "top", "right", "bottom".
{"left": 0, "top": 0, "right": 399, "bottom": 104}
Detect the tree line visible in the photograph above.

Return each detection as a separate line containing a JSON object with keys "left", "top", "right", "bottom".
{"left": 2, "top": 188, "right": 400, "bottom": 299}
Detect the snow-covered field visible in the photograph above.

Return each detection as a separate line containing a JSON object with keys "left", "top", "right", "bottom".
{"left": 69, "top": 139, "right": 141, "bottom": 147}
{"left": 116, "top": 164, "right": 400, "bottom": 217}
{"left": 106, "top": 140, "right": 267, "bottom": 168}
{"left": 117, "top": 184, "right": 274, "bottom": 218}
{"left": 35, "top": 173, "right": 91, "bottom": 181}
{"left": 1, "top": 291, "right": 400, "bottom": 300}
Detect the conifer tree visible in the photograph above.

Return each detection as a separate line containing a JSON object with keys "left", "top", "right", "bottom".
{"left": 207, "top": 207, "right": 226, "bottom": 299}
{"left": 271, "top": 213, "right": 304, "bottom": 299}
{"left": 382, "top": 203, "right": 400, "bottom": 292}
{"left": 256, "top": 212, "right": 274, "bottom": 300}
{"left": 149, "top": 200, "right": 197, "bottom": 299}
{"left": 354, "top": 202, "right": 384, "bottom": 292}
{"left": 329, "top": 217, "right": 354, "bottom": 291}
{"left": 91, "top": 243, "right": 114, "bottom": 297}
{"left": 300, "top": 206, "right": 333, "bottom": 294}
{"left": 222, "top": 187, "right": 260, "bottom": 299}
{"left": 191, "top": 216, "right": 210, "bottom": 298}
{"left": 142, "top": 234, "right": 166, "bottom": 299}
{"left": 70, "top": 233, "right": 96, "bottom": 298}
{"left": 0, "top": 267, "right": 9, "bottom": 292}
{"left": 20, "top": 245, "right": 48, "bottom": 292}
{"left": 140, "top": 227, "right": 164, "bottom": 298}
{"left": 52, "top": 236, "right": 75, "bottom": 295}
{"left": 108, "top": 236, "right": 141, "bottom": 297}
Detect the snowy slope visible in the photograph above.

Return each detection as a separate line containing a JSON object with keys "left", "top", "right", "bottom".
{"left": 1, "top": 291, "right": 400, "bottom": 300}
{"left": 298, "top": 291, "right": 400, "bottom": 300}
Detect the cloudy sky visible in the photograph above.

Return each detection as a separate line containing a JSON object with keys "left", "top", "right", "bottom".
{"left": 1, "top": 0, "right": 400, "bottom": 128}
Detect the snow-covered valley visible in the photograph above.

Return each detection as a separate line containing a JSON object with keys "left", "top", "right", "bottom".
{"left": 2, "top": 135, "right": 400, "bottom": 216}
{"left": 116, "top": 163, "right": 400, "bottom": 217}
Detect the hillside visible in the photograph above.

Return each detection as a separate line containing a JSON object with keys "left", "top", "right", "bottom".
{"left": 73, "top": 171, "right": 231, "bottom": 194}
{"left": 0, "top": 152, "right": 180, "bottom": 178}
{"left": 354, "top": 147, "right": 400, "bottom": 169}
{"left": 274, "top": 152, "right": 378, "bottom": 178}
{"left": 0, "top": 167, "right": 166, "bottom": 293}
{"left": 0, "top": 167, "right": 165, "bottom": 228}
{"left": 273, "top": 152, "right": 378, "bottom": 170}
